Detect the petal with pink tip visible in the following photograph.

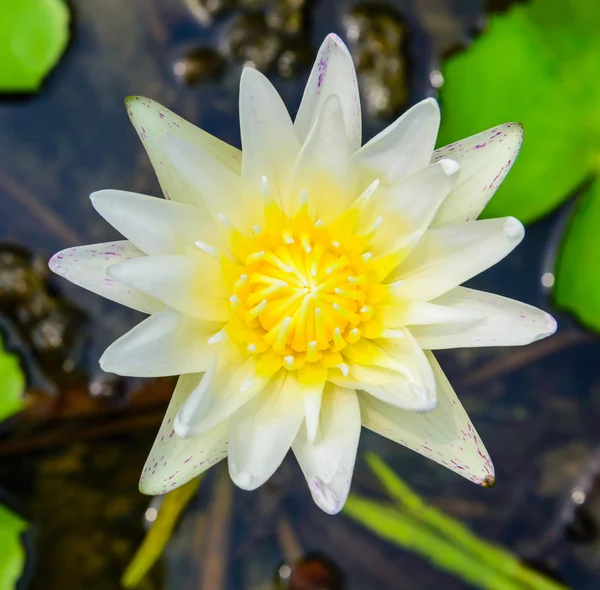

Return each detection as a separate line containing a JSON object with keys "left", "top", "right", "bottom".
{"left": 293, "top": 384, "right": 361, "bottom": 514}
{"left": 432, "top": 123, "right": 523, "bottom": 225}
{"left": 49, "top": 241, "right": 162, "bottom": 314}
{"left": 139, "top": 373, "right": 229, "bottom": 495}
{"left": 294, "top": 34, "right": 361, "bottom": 153}
{"left": 126, "top": 96, "right": 240, "bottom": 209}
{"left": 359, "top": 352, "right": 495, "bottom": 486}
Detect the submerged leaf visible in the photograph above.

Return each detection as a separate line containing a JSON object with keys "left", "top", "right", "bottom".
{"left": 555, "top": 180, "right": 600, "bottom": 332}
{"left": 0, "top": 504, "right": 28, "bottom": 589}
{"left": 0, "top": 0, "right": 70, "bottom": 92}
{"left": 0, "top": 338, "right": 26, "bottom": 424}
{"left": 438, "top": 0, "right": 600, "bottom": 224}
{"left": 345, "top": 456, "right": 568, "bottom": 590}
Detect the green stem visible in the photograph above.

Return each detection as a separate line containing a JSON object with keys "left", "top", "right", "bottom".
{"left": 121, "top": 476, "right": 202, "bottom": 588}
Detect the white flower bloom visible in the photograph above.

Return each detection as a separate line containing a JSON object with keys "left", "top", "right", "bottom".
{"left": 49, "top": 34, "right": 556, "bottom": 514}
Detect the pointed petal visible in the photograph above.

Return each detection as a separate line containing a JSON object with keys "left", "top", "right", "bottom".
{"left": 90, "top": 190, "right": 222, "bottom": 255}
{"left": 360, "top": 352, "right": 495, "bottom": 486}
{"left": 49, "top": 241, "right": 163, "bottom": 314}
{"left": 336, "top": 330, "right": 437, "bottom": 411}
{"left": 228, "top": 373, "right": 304, "bottom": 490}
{"left": 294, "top": 33, "right": 361, "bottom": 153}
{"left": 290, "top": 95, "right": 350, "bottom": 221}
{"left": 387, "top": 217, "right": 525, "bottom": 301}
{"left": 293, "top": 384, "right": 361, "bottom": 514}
{"left": 162, "top": 135, "right": 261, "bottom": 231}
{"left": 410, "top": 287, "right": 557, "bottom": 349}
{"left": 239, "top": 68, "right": 300, "bottom": 209}
{"left": 371, "top": 159, "right": 460, "bottom": 257}
{"left": 107, "top": 254, "right": 229, "bottom": 321}
{"left": 139, "top": 373, "right": 228, "bottom": 495}
{"left": 174, "top": 349, "right": 281, "bottom": 438}
{"left": 432, "top": 123, "right": 524, "bottom": 225}
{"left": 352, "top": 98, "right": 440, "bottom": 188}
{"left": 126, "top": 96, "right": 240, "bottom": 209}
{"left": 99, "top": 308, "right": 221, "bottom": 377}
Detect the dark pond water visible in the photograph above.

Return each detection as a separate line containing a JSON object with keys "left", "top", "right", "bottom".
{"left": 1, "top": 0, "right": 600, "bottom": 588}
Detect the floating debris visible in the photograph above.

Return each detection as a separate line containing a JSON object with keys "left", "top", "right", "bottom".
{"left": 88, "top": 371, "right": 128, "bottom": 407}
{"left": 183, "top": 0, "right": 314, "bottom": 80}
{"left": 173, "top": 47, "right": 227, "bottom": 85}
{"left": 265, "top": 0, "right": 307, "bottom": 35}
{"left": 0, "top": 244, "right": 88, "bottom": 386}
{"left": 343, "top": 2, "right": 408, "bottom": 119}
{"left": 183, "top": 0, "right": 235, "bottom": 26}
{"left": 276, "top": 552, "right": 344, "bottom": 590}
{"left": 221, "top": 12, "right": 283, "bottom": 71}
{"left": 276, "top": 38, "right": 314, "bottom": 78}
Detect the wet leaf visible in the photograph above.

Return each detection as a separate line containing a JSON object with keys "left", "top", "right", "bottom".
{"left": 555, "top": 180, "right": 600, "bottom": 332}
{"left": 0, "top": 0, "right": 70, "bottom": 92}
{"left": 0, "top": 504, "right": 28, "bottom": 589}
{"left": 438, "top": 0, "right": 600, "bottom": 224}
{"left": 0, "top": 337, "right": 26, "bottom": 423}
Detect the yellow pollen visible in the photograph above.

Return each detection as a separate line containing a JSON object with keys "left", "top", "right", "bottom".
{"left": 224, "top": 194, "right": 385, "bottom": 372}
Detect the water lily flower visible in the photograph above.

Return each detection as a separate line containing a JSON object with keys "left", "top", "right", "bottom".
{"left": 49, "top": 33, "right": 556, "bottom": 514}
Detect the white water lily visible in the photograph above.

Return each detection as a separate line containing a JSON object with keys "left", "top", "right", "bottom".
{"left": 50, "top": 33, "right": 556, "bottom": 514}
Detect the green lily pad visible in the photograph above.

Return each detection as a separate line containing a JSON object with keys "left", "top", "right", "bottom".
{"left": 438, "top": 0, "right": 600, "bottom": 224}
{"left": 555, "top": 180, "right": 600, "bottom": 331}
{"left": 0, "top": 503, "right": 28, "bottom": 589}
{"left": 0, "top": 337, "right": 26, "bottom": 423}
{"left": 0, "top": 0, "right": 70, "bottom": 92}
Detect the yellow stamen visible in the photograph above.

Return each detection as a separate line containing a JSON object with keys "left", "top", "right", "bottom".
{"left": 222, "top": 195, "right": 389, "bottom": 372}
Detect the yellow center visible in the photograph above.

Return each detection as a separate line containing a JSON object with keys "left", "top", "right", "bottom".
{"left": 222, "top": 184, "right": 387, "bottom": 373}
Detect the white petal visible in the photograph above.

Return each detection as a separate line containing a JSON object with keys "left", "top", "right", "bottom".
{"left": 411, "top": 287, "right": 557, "bottom": 349}
{"left": 90, "top": 190, "right": 222, "bottom": 255}
{"left": 174, "top": 349, "right": 281, "bottom": 438}
{"left": 239, "top": 68, "right": 300, "bottom": 208}
{"left": 126, "top": 96, "right": 240, "bottom": 209}
{"left": 107, "top": 254, "right": 229, "bottom": 321}
{"left": 297, "top": 363, "right": 328, "bottom": 442}
{"left": 351, "top": 98, "right": 440, "bottom": 188}
{"left": 371, "top": 159, "right": 460, "bottom": 257}
{"left": 432, "top": 123, "right": 524, "bottom": 226}
{"left": 360, "top": 352, "right": 495, "bottom": 486}
{"left": 387, "top": 217, "right": 525, "bottom": 301}
{"left": 228, "top": 373, "right": 304, "bottom": 490}
{"left": 336, "top": 330, "right": 437, "bottom": 412}
{"left": 99, "top": 307, "right": 221, "bottom": 377}
{"left": 290, "top": 95, "right": 350, "bottom": 221}
{"left": 378, "top": 299, "right": 480, "bottom": 328}
{"left": 294, "top": 33, "right": 361, "bottom": 153}
{"left": 139, "top": 373, "right": 228, "bottom": 495}
{"left": 162, "top": 135, "right": 261, "bottom": 231}
{"left": 293, "top": 384, "right": 361, "bottom": 514}
{"left": 49, "top": 241, "right": 162, "bottom": 314}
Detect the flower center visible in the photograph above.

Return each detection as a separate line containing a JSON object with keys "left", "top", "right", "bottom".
{"left": 224, "top": 187, "right": 385, "bottom": 372}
